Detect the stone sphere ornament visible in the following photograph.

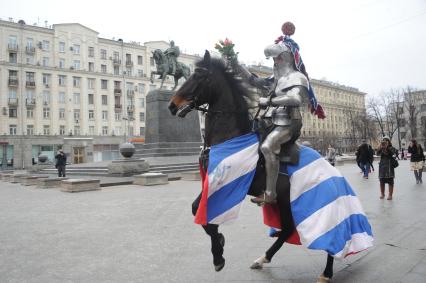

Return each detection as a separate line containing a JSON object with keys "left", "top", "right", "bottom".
{"left": 38, "top": 154, "right": 48, "bottom": 163}
{"left": 281, "top": 21, "right": 296, "bottom": 36}
{"left": 119, "top": 142, "right": 136, "bottom": 158}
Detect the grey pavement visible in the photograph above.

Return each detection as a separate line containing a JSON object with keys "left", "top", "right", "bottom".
{"left": 1, "top": 160, "right": 426, "bottom": 283}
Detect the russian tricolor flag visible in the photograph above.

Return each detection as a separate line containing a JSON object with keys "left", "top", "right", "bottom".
{"left": 195, "top": 133, "right": 259, "bottom": 225}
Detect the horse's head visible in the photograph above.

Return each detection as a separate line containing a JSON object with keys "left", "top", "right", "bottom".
{"left": 169, "top": 50, "right": 219, "bottom": 117}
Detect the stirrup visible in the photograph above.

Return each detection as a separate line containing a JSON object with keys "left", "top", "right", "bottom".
{"left": 250, "top": 193, "right": 277, "bottom": 205}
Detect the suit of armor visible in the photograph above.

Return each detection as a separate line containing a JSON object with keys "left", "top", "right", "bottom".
{"left": 164, "top": 41, "right": 180, "bottom": 75}
{"left": 239, "top": 43, "right": 309, "bottom": 204}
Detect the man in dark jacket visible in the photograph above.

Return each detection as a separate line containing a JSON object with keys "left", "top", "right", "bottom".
{"left": 357, "top": 140, "right": 374, "bottom": 179}
{"left": 55, "top": 149, "right": 67, "bottom": 177}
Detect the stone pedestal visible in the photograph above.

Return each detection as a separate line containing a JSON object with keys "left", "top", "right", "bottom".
{"left": 61, "top": 179, "right": 101, "bottom": 192}
{"left": 181, "top": 170, "right": 201, "bottom": 181}
{"left": 0, "top": 172, "right": 14, "bottom": 181}
{"left": 141, "top": 89, "right": 201, "bottom": 157}
{"left": 108, "top": 159, "right": 149, "bottom": 176}
{"left": 10, "top": 174, "right": 29, "bottom": 183}
{"left": 37, "top": 177, "right": 69, "bottom": 189}
{"left": 133, "top": 173, "right": 169, "bottom": 186}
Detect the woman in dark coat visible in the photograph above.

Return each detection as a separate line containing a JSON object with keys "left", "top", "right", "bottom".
{"left": 407, "top": 139, "right": 425, "bottom": 184}
{"left": 376, "top": 137, "right": 398, "bottom": 200}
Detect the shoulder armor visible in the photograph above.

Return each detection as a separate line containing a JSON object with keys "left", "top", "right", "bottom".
{"left": 276, "top": 71, "right": 309, "bottom": 92}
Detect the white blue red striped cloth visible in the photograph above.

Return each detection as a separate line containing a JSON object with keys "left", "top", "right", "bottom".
{"left": 195, "top": 133, "right": 259, "bottom": 225}
{"left": 286, "top": 145, "right": 373, "bottom": 258}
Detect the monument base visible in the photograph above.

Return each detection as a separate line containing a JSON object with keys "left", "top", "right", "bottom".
{"left": 108, "top": 158, "right": 150, "bottom": 176}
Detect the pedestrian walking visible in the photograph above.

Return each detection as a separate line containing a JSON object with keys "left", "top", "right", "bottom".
{"left": 356, "top": 140, "right": 374, "bottom": 179}
{"left": 377, "top": 137, "right": 398, "bottom": 200}
{"left": 407, "top": 139, "right": 425, "bottom": 184}
{"left": 326, "top": 144, "right": 336, "bottom": 166}
{"left": 55, "top": 149, "right": 67, "bottom": 177}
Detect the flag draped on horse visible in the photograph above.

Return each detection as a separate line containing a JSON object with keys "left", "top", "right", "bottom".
{"left": 264, "top": 145, "right": 373, "bottom": 258}
{"left": 195, "top": 133, "right": 259, "bottom": 225}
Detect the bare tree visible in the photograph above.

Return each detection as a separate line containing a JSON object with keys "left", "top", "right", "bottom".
{"left": 403, "top": 86, "right": 420, "bottom": 139}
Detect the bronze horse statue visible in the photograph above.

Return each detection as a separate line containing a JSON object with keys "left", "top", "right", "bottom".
{"left": 150, "top": 49, "right": 191, "bottom": 90}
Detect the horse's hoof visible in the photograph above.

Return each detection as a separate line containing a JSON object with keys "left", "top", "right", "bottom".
{"left": 250, "top": 255, "right": 269, "bottom": 269}
{"left": 317, "top": 274, "right": 331, "bottom": 283}
{"left": 214, "top": 258, "right": 225, "bottom": 272}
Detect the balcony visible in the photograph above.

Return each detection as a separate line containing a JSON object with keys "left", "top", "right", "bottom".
{"left": 114, "top": 88, "right": 122, "bottom": 95}
{"left": 113, "top": 59, "right": 121, "bottom": 66}
{"left": 8, "top": 78, "right": 18, "bottom": 87}
{"left": 127, "top": 90, "right": 135, "bottom": 96}
{"left": 25, "top": 98, "right": 36, "bottom": 108}
{"left": 127, "top": 105, "right": 135, "bottom": 112}
{"left": 26, "top": 81, "right": 36, "bottom": 88}
{"left": 25, "top": 46, "right": 35, "bottom": 54}
{"left": 125, "top": 60, "right": 133, "bottom": 67}
{"left": 8, "top": 98, "right": 18, "bottom": 106}
{"left": 8, "top": 43, "right": 18, "bottom": 52}
{"left": 114, "top": 104, "right": 122, "bottom": 112}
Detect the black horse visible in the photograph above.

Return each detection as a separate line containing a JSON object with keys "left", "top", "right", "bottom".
{"left": 150, "top": 49, "right": 191, "bottom": 90}
{"left": 168, "top": 51, "right": 334, "bottom": 282}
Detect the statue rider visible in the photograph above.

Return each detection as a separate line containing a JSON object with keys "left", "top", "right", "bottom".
{"left": 236, "top": 22, "right": 325, "bottom": 204}
{"left": 164, "top": 40, "right": 180, "bottom": 75}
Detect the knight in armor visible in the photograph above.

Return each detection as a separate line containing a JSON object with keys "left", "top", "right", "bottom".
{"left": 237, "top": 22, "right": 325, "bottom": 204}
{"left": 164, "top": 40, "right": 180, "bottom": 75}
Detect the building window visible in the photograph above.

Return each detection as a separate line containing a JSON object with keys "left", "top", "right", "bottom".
{"left": 101, "top": 64, "right": 107, "bottom": 73}
{"left": 73, "top": 77, "right": 81, "bottom": 88}
{"left": 73, "top": 93, "right": 80, "bottom": 104}
{"left": 43, "top": 108, "right": 50, "bottom": 119}
{"left": 9, "top": 108, "right": 17, "bottom": 118}
{"left": 89, "top": 126, "right": 95, "bottom": 135}
{"left": 88, "top": 93, "right": 94, "bottom": 104}
{"left": 150, "top": 57, "right": 154, "bottom": 66}
{"left": 43, "top": 91, "right": 50, "bottom": 105}
{"left": 59, "top": 108, "right": 65, "bottom": 119}
{"left": 8, "top": 89, "right": 17, "bottom": 99}
{"left": 115, "top": 127, "right": 121, "bottom": 136}
{"left": 59, "top": 125, "right": 66, "bottom": 135}
{"left": 88, "top": 62, "right": 94, "bottom": 72}
{"left": 88, "top": 78, "right": 95, "bottom": 89}
{"left": 58, "top": 75, "right": 66, "bottom": 86}
{"left": 74, "top": 109, "right": 80, "bottom": 122}
{"left": 43, "top": 125, "right": 50, "bottom": 135}
{"left": 100, "top": 49, "right": 107, "bottom": 59}
{"left": 42, "top": 40, "right": 50, "bottom": 51}
{"left": 113, "top": 51, "right": 119, "bottom": 60}
{"left": 138, "top": 70, "right": 144, "bottom": 77}
{"left": 58, "top": 92, "right": 65, "bottom": 104}
{"left": 101, "top": 80, "right": 108, "bottom": 90}
{"left": 138, "top": 83, "right": 145, "bottom": 94}
{"left": 102, "top": 110, "right": 108, "bottom": 121}
{"left": 27, "top": 109, "right": 34, "bottom": 118}
{"left": 73, "top": 60, "right": 80, "bottom": 70}
{"left": 139, "top": 112, "right": 145, "bottom": 122}
{"left": 102, "top": 126, "right": 108, "bottom": 135}
{"left": 59, "top": 58, "right": 65, "bottom": 69}
{"left": 9, "top": 52, "right": 17, "bottom": 63}
{"left": 88, "top": 47, "right": 95, "bottom": 57}
{"left": 42, "top": 74, "right": 51, "bottom": 86}
{"left": 9, "top": 125, "right": 17, "bottom": 135}
{"left": 59, "top": 42, "right": 65, "bottom": 53}
{"left": 89, "top": 110, "right": 95, "bottom": 120}
{"left": 114, "top": 66, "right": 120, "bottom": 75}
{"left": 139, "top": 127, "right": 145, "bottom": 136}
{"left": 73, "top": 44, "right": 80, "bottom": 54}
{"left": 26, "top": 72, "right": 35, "bottom": 83}
{"left": 27, "top": 125, "right": 34, "bottom": 135}
{"left": 101, "top": 95, "right": 108, "bottom": 105}
{"left": 126, "top": 67, "right": 132, "bottom": 76}
{"left": 115, "top": 113, "right": 121, "bottom": 121}
{"left": 26, "top": 56, "right": 34, "bottom": 65}
{"left": 74, "top": 126, "right": 80, "bottom": 136}
{"left": 138, "top": 55, "right": 143, "bottom": 65}
{"left": 42, "top": 57, "right": 49, "bottom": 67}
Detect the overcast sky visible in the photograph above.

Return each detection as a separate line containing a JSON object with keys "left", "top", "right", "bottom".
{"left": 1, "top": 0, "right": 426, "bottom": 96}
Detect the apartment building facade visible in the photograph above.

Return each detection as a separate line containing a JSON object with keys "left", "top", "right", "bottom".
{"left": 0, "top": 19, "right": 198, "bottom": 168}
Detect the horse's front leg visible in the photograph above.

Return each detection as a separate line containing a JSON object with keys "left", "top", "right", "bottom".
{"left": 172, "top": 76, "right": 178, "bottom": 90}
{"left": 317, "top": 254, "right": 334, "bottom": 282}
{"left": 192, "top": 193, "right": 226, "bottom": 271}
{"left": 250, "top": 173, "right": 294, "bottom": 269}
{"left": 150, "top": 71, "right": 155, "bottom": 84}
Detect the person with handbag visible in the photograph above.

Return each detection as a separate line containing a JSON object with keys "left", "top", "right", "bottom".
{"left": 408, "top": 139, "right": 425, "bottom": 184}
{"left": 376, "top": 137, "right": 398, "bottom": 200}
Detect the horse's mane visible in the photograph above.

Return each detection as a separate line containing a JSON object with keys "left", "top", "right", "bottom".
{"left": 196, "top": 57, "right": 254, "bottom": 113}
